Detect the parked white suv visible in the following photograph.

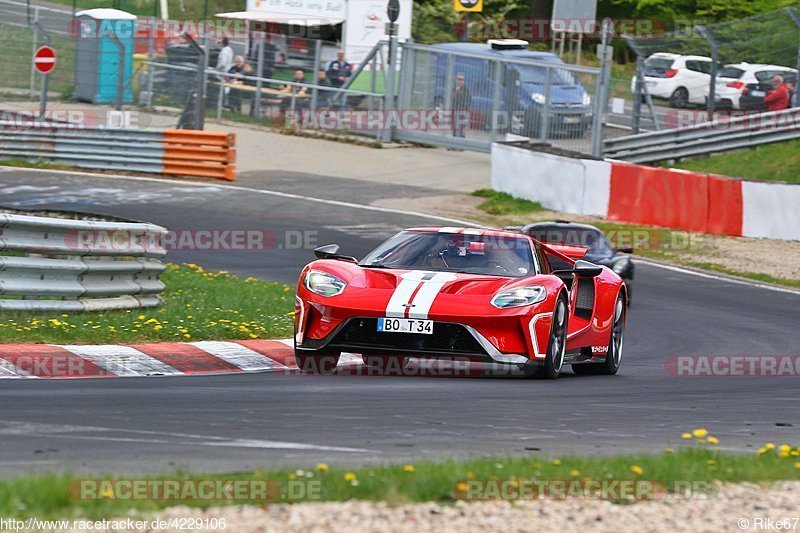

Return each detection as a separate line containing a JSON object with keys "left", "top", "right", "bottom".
{"left": 630, "top": 53, "right": 714, "bottom": 108}
{"left": 710, "top": 63, "right": 797, "bottom": 110}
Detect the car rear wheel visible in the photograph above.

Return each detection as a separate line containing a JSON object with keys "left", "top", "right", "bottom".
{"left": 669, "top": 87, "right": 689, "bottom": 108}
{"left": 535, "top": 294, "right": 568, "bottom": 379}
{"left": 295, "top": 353, "right": 341, "bottom": 374}
{"left": 572, "top": 294, "right": 625, "bottom": 376}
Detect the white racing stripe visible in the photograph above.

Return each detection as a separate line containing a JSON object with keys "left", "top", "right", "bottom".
{"left": 385, "top": 277, "right": 422, "bottom": 318}
{"left": 59, "top": 345, "right": 181, "bottom": 376}
{"left": 190, "top": 341, "right": 287, "bottom": 371}
{"left": 406, "top": 272, "right": 458, "bottom": 319}
{"left": 386, "top": 271, "right": 457, "bottom": 320}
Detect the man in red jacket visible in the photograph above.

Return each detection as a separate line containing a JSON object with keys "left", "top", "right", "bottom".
{"left": 764, "top": 75, "right": 790, "bottom": 111}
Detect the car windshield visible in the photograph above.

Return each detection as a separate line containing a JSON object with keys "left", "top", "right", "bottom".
{"left": 360, "top": 231, "right": 535, "bottom": 277}
{"left": 755, "top": 70, "right": 796, "bottom": 83}
{"left": 518, "top": 66, "right": 576, "bottom": 86}
{"left": 528, "top": 225, "right": 614, "bottom": 257}
{"left": 719, "top": 67, "right": 744, "bottom": 79}
{"left": 645, "top": 57, "right": 674, "bottom": 71}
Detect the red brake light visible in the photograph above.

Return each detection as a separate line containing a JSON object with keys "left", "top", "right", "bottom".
{"left": 665, "top": 69, "right": 678, "bottom": 78}
{"left": 726, "top": 81, "right": 745, "bottom": 90}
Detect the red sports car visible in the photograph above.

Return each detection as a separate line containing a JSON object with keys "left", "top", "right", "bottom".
{"left": 294, "top": 227, "right": 628, "bottom": 378}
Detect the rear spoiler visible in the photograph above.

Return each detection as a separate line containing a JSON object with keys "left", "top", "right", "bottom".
{"left": 539, "top": 243, "right": 588, "bottom": 264}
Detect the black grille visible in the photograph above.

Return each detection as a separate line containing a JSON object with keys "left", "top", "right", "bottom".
{"left": 329, "top": 318, "right": 486, "bottom": 355}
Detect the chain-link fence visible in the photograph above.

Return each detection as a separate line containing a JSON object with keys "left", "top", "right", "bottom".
{"left": 625, "top": 5, "right": 800, "bottom": 132}
{"left": 396, "top": 40, "right": 608, "bottom": 155}
{"left": 0, "top": 3, "right": 77, "bottom": 101}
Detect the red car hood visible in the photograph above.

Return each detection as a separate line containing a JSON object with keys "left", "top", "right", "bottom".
{"left": 304, "top": 261, "right": 547, "bottom": 319}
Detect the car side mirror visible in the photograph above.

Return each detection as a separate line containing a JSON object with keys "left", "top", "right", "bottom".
{"left": 574, "top": 260, "right": 603, "bottom": 277}
{"left": 314, "top": 244, "right": 357, "bottom": 263}
{"left": 553, "top": 260, "right": 603, "bottom": 278}
{"left": 616, "top": 246, "right": 634, "bottom": 254}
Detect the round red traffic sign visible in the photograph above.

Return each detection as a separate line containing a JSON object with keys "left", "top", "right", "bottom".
{"left": 33, "top": 45, "right": 56, "bottom": 74}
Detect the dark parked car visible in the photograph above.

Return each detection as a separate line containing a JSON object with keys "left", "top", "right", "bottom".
{"left": 507, "top": 221, "right": 635, "bottom": 304}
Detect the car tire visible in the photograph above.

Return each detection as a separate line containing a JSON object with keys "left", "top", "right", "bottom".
{"left": 572, "top": 294, "right": 625, "bottom": 376}
{"left": 362, "top": 355, "right": 408, "bottom": 375}
{"left": 535, "top": 293, "right": 568, "bottom": 379}
{"left": 295, "top": 352, "right": 341, "bottom": 374}
{"left": 669, "top": 87, "right": 689, "bottom": 108}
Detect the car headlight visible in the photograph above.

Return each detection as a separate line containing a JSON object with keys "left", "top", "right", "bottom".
{"left": 582, "top": 92, "right": 591, "bottom": 106}
{"left": 491, "top": 286, "right": 547, "bottom": 308}
{"left": 304, "top": 269, "right": 346, "bottom": 297}
{"left": 531, "top": 93, "right": 546, "bottom": 105}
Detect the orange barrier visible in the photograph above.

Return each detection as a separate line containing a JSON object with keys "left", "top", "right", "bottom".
{"left": 607, "top": 162, "right": 743, "bottom": 236}
{"left": 706, "top": 174, "right": 743, "bottom": 236}
{"left": 608, "top": 163, "right": 709, "bottom": 233}
{"left": 162, "top": 130, "right": 236, "bottom": 181}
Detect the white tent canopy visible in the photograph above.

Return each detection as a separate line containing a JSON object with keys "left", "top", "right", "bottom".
{"left": 215, "top": 11, "right": 344, "bottom": 27}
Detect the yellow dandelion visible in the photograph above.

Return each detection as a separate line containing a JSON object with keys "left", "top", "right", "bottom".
{"left": 316, "top": 463, "right": 329, "bottom": 472}
{"left": 552, "top": 459, "right": 561, "bottom": 465}
{"left": 707, "top": 460, "right": 716, "bottom": 465}
{"left": 795, "top": 462, "right": 800, "bottom": 469}
{"left": 631, "top": 465, "right": 644, "bottom": 475}
{"left": 707, "top": 436, "right": 719, "bottom": 445}
{"left": 692, "top": 428, "right": 708, "bottom": 438}
{"left": 764, "top": 443, "right": 776, "bottom": 450}
{"left": 344, "top": 472, "right": 357, "bottom": 482}
{"left": 570, "top": 469, "right": 580, "bottom": 477}
{"left": 665, "top": 448, "right": 675, "bottom": 453}
{"left": 681, "top": 433, "right": 692, "bottom": 439}
{"left": 456, "top": 482, "right": 469, "bottom": 492}
{"left": 403, "top": 465, "right": 415, "bottom": 473}
{"left": 779, "top": 444, "right": 792, "bottom": 454}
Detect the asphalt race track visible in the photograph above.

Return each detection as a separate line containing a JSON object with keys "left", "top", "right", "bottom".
{"left": 0, "top": 168, "right": 799, "bottom": 475}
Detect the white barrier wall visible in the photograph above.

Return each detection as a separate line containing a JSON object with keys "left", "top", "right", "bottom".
{"left": 492, "top": 141, "right": 800, "bottom": 242}
{"left": 742, "top": 181, "right": 800, "bottom": 241}
{"left": 491, "top": 143, "right": 611, "bottom": 217}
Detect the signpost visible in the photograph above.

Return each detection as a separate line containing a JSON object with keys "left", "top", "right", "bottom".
{"left": 454, "top": 0, "right": 482, "bottom": 43}
{"left": 33, "top": 45, "right": 56, "bottom": 116}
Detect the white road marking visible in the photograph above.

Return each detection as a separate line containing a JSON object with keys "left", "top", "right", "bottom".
{"left": 0, "top": 421, "right": 369, "bottom": 452}
{"left": 636, "top": 258, "right": 800, "bottom": 296}
{"left": 0, "top": 166, "right": 479, "bottom": 226}
{"left": 57, "top": 345, "right": 181, "bottom": 376}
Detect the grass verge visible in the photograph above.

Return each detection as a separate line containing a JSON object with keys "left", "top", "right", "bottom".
{"left": 669, "top": 139, "right": 800, "bottom": 184}
{"left": 2, "top": 441, "right": 799, "bottom": 519}
{"left": 472, "top": 189, "right": 544, "bottom": 216}
{"left": 0, "top": 264, "right": 294, "bottom": 344}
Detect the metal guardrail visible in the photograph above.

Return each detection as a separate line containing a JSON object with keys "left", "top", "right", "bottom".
{"left": 0, "top": 123, "right": 237, "bottom": 180}
{"left": 0, "top": 213, "right": 168, "bottom": 311}
{"left": 604, "top": 107, "right": 800, "bottom": 163}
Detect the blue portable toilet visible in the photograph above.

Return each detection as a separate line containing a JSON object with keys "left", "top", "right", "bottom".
{"left": 74, "top": 8, "right": 137, "bottom": 104}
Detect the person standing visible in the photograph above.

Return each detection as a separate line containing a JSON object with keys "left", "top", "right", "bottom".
{"left": 764, "top": 75, "right": 789, "bottom": 112}
{"left": 327, "top": 49, "right": 353, "bottom": 88}
{"left": 451, "top": 73, "right": 472, "bottom": 138}
{"left": 216, "top": 37, "right": 234, "bottom": 74}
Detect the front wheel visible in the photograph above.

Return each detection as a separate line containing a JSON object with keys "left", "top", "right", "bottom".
{"left": 535, "top": 294, "right": 568, "bottom": 379}
{"left": 295, "top": 352, "right": 340, "bottom": 374}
